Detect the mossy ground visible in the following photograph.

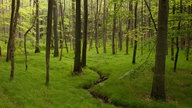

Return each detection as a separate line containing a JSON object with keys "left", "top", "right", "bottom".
{"left": 0, "top": 42, "right": 192, "bottom": 108}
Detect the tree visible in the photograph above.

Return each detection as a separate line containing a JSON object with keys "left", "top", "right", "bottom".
{"left": 151, "top": 0, "right": 169, "bottom": 100}
{"left": 53, "top": 0, "right": 59, "bottom": 57}
{"left": 103, "top": 0, "right": 107, "bottom": 53}
{"left": 82, "top": 0, "right": 88, "bottom": 67}
{"left": 35, "top": 0, "right": 40, "bottom": 53}
{"left": 132, "top": 1, "right": 138, "bottom": 64}
{"left": 95, "top": 0, "right": 99, "bottom": 54}
{"left": 46, "top": 0, "right": 53, "bottom": 85}
{"left": 112, "top": 1, "right": 117, "bottom": 55}
{"left": 8, "top": 0, "right": 20, "bottom": 80}
{"left": 73, "top": 0, "right": 82, "bottom": 73}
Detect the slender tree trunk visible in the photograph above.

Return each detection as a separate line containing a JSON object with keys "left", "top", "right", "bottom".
{"left": 46, "top": 0, "right": 53, "bottom": 85}
{"left": 59, "top": 0, "right": 66, "bottom": 60}
{"left": 112, "top": 2, "right": 117, "bottom": 55}
{"left": 10, "top": 0, "right": 20, "bottom": 80}
{"left": 171, "top": 1, "right": 176, "bottom": 61}
{"left": 73, "top": 0, "right": 82, "bottom": 73}
{"left": 186, "top": 4, "right": 191, "bottom": 61}
{"left": 24, "top": 15, "right": 37, "bottom": 71}
{"left": 103, "top": 0, "right": 107, "bottom": 53}
{"left": 35, "top": 0, "right": 40, "bottom": 53}
{"left": 174, "top": 0, "right": 182, "bottom": 72}
{"left": 95, "top": 0, "right": 99, "bottom": 54}
{"left": 6, "top": 0, "right": 15, "bottom": 62}
{"left": 132, "top": 1, "right": 138, "bottom": 64}
{"left": 141, "top": 0, "right": 144, "bottom": 55}
{"left": 71, "top": 0, "right": 75, "bottom": 50}
{"left": 118, "top": 18, "right": 123, "bottom": 51}
{"left": 82, "top": 0, "right": 88, "bottom": 67}
{"left": 53, "top": 0, "right": 59, "bottom": 57}
{"left": 126, "top": 2, "right": 133, "bottom": 55}
{"left": 151, "top": 0, "right": 168, "bottom": 100}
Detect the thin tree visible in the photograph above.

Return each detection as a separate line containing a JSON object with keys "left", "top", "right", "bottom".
{"left": 53, "top": 0, "right": 59, "bottom": 57}
{"left": 174, "top": 0, "right": 182, "bottom": 72}
{"left": 82, "top": 0, "right": 88, "bottom": 67}
{"left": 103, "top": 0, "right": 107, "bottom": 53}
{"left": 35, "top": 0, "right": 40, "bottom": 53}
{"left": 73, "top": 0, "right": 82, "bottom": 73}
{"left": 9, "top": 0, "right": 20, "bottom": 80}
{"left": 95, "top": 0, "right": 99, "bottom": 54}
{"left": 151, "top": 0, "right": 169, "bottom": 100}
{"left": 112, "top": 1, "right": 117, "bottom": 55}
{"left": 46, "top": 0, "right": 53, "bottom": 85}
{"left": 132, "top": 1, "right": 138, "bottom": 64}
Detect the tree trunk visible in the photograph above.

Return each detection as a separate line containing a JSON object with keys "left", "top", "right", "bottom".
{"left": 103, "top": 0, "right": 107, "bottom": 53}
{"left": 174, "top": 0, "right": 182, "bottom": 72}
{"left": 35, "top": 0, "right": 40, "bottom": 53}
{"left": 53, "top": 0, "right": 59, "bottom": 57}
{"left": 95, "top": 0, "right": 99, "bottom": 54}
{"left": 132, "top": 1, "right": 138, "bottom": 64}
{"left": 46, "top": 0, "right": 53, "bottom": 85}
{"left": 82, "top": 0, "right": 88, "bottom": 67}
{"left": 112, "top": 2, "right": 117, "bottom": 55}
{"left": 73, "top": 0, "right": 82, "bottom": 73}
{"left": 118, "top": 18, "right": 123, "bottom": 51}
{"left": 151, "top": 0, "right": 168, "bottom": 100}
{"left": 10, "top": 0, "right": 20, "bottom": 80}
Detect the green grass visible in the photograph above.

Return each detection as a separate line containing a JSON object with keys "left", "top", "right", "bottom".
{"left": 0, "top": 43, "right": 192, "bottom": 108}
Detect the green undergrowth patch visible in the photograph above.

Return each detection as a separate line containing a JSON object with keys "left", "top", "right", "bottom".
{"left": 0, "top": 47, "right": 191, "bottom": 108}
{"left": 0, "top": 52, "right": 115, "bottom": 108}
{"left": 87, "top": 49, "right": 192, "bottom": 108}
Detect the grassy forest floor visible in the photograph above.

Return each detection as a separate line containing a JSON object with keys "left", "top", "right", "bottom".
{"left": 0, "top": 43, "right": 192, "bottom": 108}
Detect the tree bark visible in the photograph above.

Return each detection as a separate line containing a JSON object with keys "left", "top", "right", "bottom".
{"left": 103, "top": 0, "right": 107, "bottom": 53}
{"left": 35, "top": 0, "right": 40, "bottom": 53}
{"left": 73, "top": 0, "right": 82, "bottom": 73}
{"left": 174, "top": 0, "right": 182, "bottom": 72}
{"left": 53, "top": 0, "right": 59, "bottom": 57}
{"left": 132, "top": 1, "right": 138, "bottom": 64}
{"left": 10, "top": 0, "right": 20, "bottom": 80}
{"left": 112, "top": 2, "right": 117, "bottom": 55}
{"left": 95, "top": 0, "right": 99, "bottom": 54}
{"left": 82, "top": 0, "right": 88, "bottom": 67}
{"left": 151, "top": 0, "right": 168, "bottom": 100}
{"left": 46, "top": 0, "right": 53, "bottom": 85}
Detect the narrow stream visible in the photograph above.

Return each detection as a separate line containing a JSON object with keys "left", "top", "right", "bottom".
{"left": 83, "top": 68, "right": 126, "bottom": 108}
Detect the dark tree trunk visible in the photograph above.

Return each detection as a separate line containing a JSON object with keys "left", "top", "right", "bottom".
{"left": 46, "top": 0, "right": 53, "bottom": 85}
{"left": 10, "top": 0, "right": 20, "bottom": 80}
{"left": 174, "top": 0, "right": 182, "bottom": 72}
{"left": 171, "top": 2, "right": 176, "bottom": 61}
{"left": 118, "top": 19, "right": 123, "bottom": 51}
{"left": 186, "top": 5, "right": 191, "bottom": 61}
{"left": 132, "top": 1, "right": 138, "bottom": 64}
{"left": 35, "top": 0, "right": 40, "bottom": 53}
{"left": 112, "top": 2, "right": 117, "bottom": 55}
{"left": 73, "top": 0, "right": 82, "bottom": 73}
{"left": 151, "top": 0, "right": 168, "bottom": 100}
{"left": 82, "top": 0, "right": 88, "bottom": 67}
{"left": 53, "top": 0, "right": 59, "bottom": 57}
